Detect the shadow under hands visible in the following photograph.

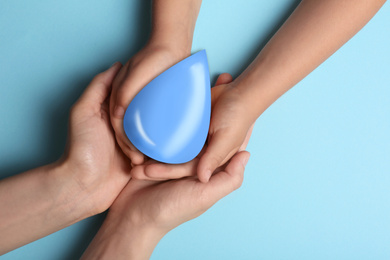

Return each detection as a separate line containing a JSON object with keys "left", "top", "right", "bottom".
{"left": 61, "top": 212, "right": 107, "bottom": 260}
{"left": 115, "top": 0, "right": 153, "bottom": 63}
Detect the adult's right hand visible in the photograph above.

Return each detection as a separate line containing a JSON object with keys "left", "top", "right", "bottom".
{"left": 81, "top": 150, "right": 249, "bottom": 260}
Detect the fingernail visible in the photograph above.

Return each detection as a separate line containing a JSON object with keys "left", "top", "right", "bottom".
{"left": 110, "top": 62, "right": 119, "bottom": 69}
{"left": 242, "top": 154, "right": 250, "bottom": 167}
{"left": 114, "top": 106, "right": 125, "bottom": 118}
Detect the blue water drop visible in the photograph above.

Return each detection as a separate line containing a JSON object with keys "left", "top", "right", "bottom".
{"left": 123, "top": 50, "right": 211, "bottom": 164}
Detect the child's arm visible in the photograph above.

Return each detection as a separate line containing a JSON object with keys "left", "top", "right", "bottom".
{"left": 109, "top": 0, "right": 203, "bottom": 165}
{"left": 196, "top": 0, "right": 386, "bottom": 182}
{"left": 235, "top": 0, "right": 386, "bottom": 121}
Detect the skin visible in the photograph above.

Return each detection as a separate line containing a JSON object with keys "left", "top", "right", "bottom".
{"left": 110, "top": 0, "right": 203, "bottom": 165}
{"left": 196, "top": 0, "right": 387, "bottom": 182}
{"left": 0, "top": 63, "right": 132, "bottom": 254}
{"left": 0, "top": 65, "right": 249, "bottom": 258}
{"left": 1, "top": 0, "right": 386, "bottom": 256}
{"left": 81, "top": 150, "right": 249, "bottom": 260}
{"left": 130, "top": 73, "right": 252, "bottom": 181}
{"left": 110, "top": 0, "right": 386, "bottom": 182}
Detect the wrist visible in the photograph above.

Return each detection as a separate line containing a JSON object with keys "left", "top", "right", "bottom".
{"left": 232, "top": 57, "right": 285, "bottom": 120}
{"left": 49, "top": 159, "right": 99, "bottom": 222}
{"left": 82, "top": 213, "right": 165, "bottom": 260}
{"left": 146, "top": 35, "right": 191, "bottom": 61}
{"left": 148, "top": 0, "right": 201, "bottom": 59}
{"left": 0, "top": 161, "right": 96, "bottom": 254}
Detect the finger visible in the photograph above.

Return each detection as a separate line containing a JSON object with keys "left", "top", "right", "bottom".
{"left": 111, "top": 68, "right": 149, "bottom": 119}
{"left": 211, "top": 73, "right": 233, "bottom": 105}
{"left": 131, "top": 158, "right": 198, "bottom": 181}
{"left": 129, "top": 159, "right": 157, "bottom": 180}
{"left": 109, "top": 61, "right": 130, "bottom": 120}
{"left": 149, "top": 159, "right": 199, "bottom": 180}
{"left": 109, "top": 63, "right": 146, "bottom": 165}
{"left": 197, "top": 130, "right": 242, "bottom": 183}
{"left": 78, "top": 62, "right": 122, "bottom": 110}
{"left": 214, "top": 73, "right": 233, "bottom": 86}
{"left": 204, "top": 151, "right": 250, "bottom": 203}
{"left": 110, "top": 65, "right": 146, "bottom": 165}
{"left": 116, "top": 134, "right": 145, "bottom": 165}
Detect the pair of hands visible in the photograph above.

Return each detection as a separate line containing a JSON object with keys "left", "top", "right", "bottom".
{"left": 65, "top": 51, "right": 251, "bottom": 254}
{"left": 109, "top": 43, "right": 255, "bottom": 183}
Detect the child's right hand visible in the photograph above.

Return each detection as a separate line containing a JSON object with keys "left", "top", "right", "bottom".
{"left": 109, "top": 43, "right": 189, "bottom": 165}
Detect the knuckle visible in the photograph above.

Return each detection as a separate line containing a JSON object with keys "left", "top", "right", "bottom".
{"left": 93, "top": 73, "right": 105, "bottom": 83}
{"left": 130, "top": 167, "right": 145, "bottom": 180}
{"left": 115, "top": 87, "right": 129, "bottom": 105}
{"left": 144, "top": 164, "right": 162, "bottom": 178}
{"left": 197, "top": 188, "right": 211, "bottom": 210}
{"left": 232, "top": 173, "right": 244, "bottom": 190}
{"left": 207, "top": 152, "right": 225, "bottom": 168}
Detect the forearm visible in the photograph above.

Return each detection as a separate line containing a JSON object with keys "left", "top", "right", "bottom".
{"left": 148, "top": 0, "right": 202, "bottom": 55}
{"left": 234, "top": 0, "right": 386, "bottom": 121}
{"left": 82, "top": 214, "right": 164, "bottom": 260}
{"left": 0, "top": 162, "right": 92, "bottom": 254}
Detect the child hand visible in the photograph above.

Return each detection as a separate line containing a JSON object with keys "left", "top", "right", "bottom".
{"left": 109, "top": 43, "right": 189, "bottom": 165}
{"left": 126, "top": 73, "right": 253, "bottom": 182}
{"left": 197, "top": 75, "right": 255, "bottom": 182}
{"left": 64, "top": 62, "right": 133, "bottom": 215}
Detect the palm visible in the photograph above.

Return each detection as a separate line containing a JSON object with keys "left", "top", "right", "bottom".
{"left": 210, "top": 83, "right": 254, "bottom": 153}
{"left": 112, "top": 178, "right": 203, "bottom": 230}
{"left": 66, "top": 87, "right": 131, "bottom": 213}
{"left": 69, "top": 107, "right": 115, "bottom": 174}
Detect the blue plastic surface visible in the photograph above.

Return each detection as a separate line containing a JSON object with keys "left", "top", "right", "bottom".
{"left": 123, "top": 50, "right": 211, "bottom": 164}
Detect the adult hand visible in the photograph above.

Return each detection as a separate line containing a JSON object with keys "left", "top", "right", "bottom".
{"left": 0, "top": 63, "right": 133, "bottom": 254}
{"left": 197, "top": 78, "right": 255, "bottom": 182}
{"left": 64, "top": 62, "right": 132, "bottom": 215}
{"left": 81, "top": 150, "right": 250, "bottom": 260}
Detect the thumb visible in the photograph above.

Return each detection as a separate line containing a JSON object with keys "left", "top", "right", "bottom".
{"left": 78, "top": 62, "right": 122, "bottom": 108}
{"left": 214, "top": 73, "right": 233, "bottom": 86}
{"left": 111, "top": 69, "right": 148, "bottom": 119}
{"left": 198, "top": 129, "right": 243, "bottom": 183}
{"left": 205, "top": 151, "right": 250, "bottom": 202}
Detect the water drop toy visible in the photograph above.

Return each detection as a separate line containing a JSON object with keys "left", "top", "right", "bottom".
{"left": 123, "top": 50, "right": 211, "bottom": 164}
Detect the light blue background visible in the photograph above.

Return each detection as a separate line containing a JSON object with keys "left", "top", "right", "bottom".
{"left": 1, "top": 0, "right": 389, "bottom": 259}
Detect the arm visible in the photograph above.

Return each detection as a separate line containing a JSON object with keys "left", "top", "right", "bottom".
{"left": 0, "top": 163, "right": 89, "bottom": 254}
{"left": 235, "top": 0, "right": 387, "bottom": 121}
{"left": 109, "top": 0, "right": 203, "bottom": 165}
{"left": 80, "top": 213, "right": 163, "bottom": 260}
{"left": 196, "top": 0, "right": 386, "bottom": 182}
{"left": 149, "top": 0, "right": 202, "bottom": 56}
{"left": 0, "top": 63, "right": 132, "bottom": 254}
